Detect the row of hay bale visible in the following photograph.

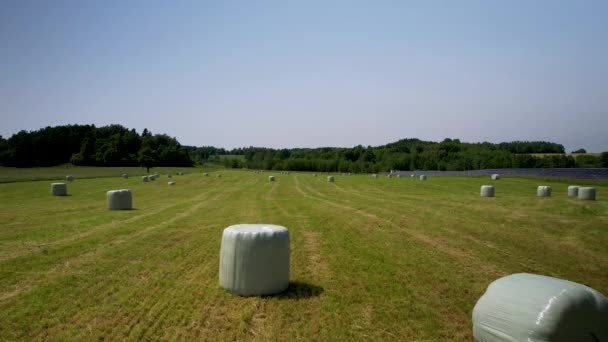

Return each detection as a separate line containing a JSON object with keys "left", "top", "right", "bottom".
{"left": 479, "top": 185, "right": 596, "bottom": 200}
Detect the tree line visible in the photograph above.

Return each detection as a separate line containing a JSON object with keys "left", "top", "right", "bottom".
{"left": 0, "top": 124, "right": 193, "bottom": 169}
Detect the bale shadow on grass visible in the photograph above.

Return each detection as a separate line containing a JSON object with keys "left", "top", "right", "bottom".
{"left": 266, "top": 281, "right": 324, "bottom": 300}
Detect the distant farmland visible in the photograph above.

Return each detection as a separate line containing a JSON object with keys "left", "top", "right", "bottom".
{"left": 0, "top": 170, "right": 606, "bottom": 340}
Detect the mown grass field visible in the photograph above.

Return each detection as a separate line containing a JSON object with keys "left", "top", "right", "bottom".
{"left": 1, "top": 169, "right": 607, "bottom": 341}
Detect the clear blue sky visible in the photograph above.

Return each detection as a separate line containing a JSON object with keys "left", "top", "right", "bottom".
{"left": 1, "top": 0, "right": 607, "bottom": 151}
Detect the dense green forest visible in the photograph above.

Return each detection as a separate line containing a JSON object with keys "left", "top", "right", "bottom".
{"left": 0, "top": 124, "right": 192, "bottom": 169}
{"left": 1, "top": 125, "right": 607, "bottom": 172}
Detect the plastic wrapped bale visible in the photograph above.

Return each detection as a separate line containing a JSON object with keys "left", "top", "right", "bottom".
{"left": 122, "top": 173, "right": 128, "bottom": 179}
{"left": 472, "top": 273, "right": 608, "bottom": 342}
{"left": 537, "top": 186, "right": 552, "bottom": 197}
{"left": 66, "top": 175, "right": 74, "bottom": 182}
{"left": 420, "top": 175, "right": 427, "bottom": 181}
{"left": 480, "top": 185, "right": 495, "bottom": 197}
{"left": 168, "top": 182, "right": 176, "bottom": 186}
{"left": 491, "top": 174, "right": 500, "bottom": 180}
{"left": 142, "top": 176, "right": 149, "bottom": 182}
{"left": 219, "top": 224, "right": 290, "bottom": 296}
{"left": 107, "top": 189, "right": 132, "bottom": 210}
{"left": 410, "top": 174, "right": 415, "bottom": 178}
{"left": 204, "top": 173, "right": 209, "bottom": 176}
{"left": 327, "top": 176, "right": 334, "bottom": 183}
{"left": 50, "top": 183, "right": 67, "bottom": 196}
{"left": 313, "top": 174, "right": 317, "bottom": 177}
{"left": 568, "top": 186, "right": 579, "bottom": 197}
{"left": 387, "top": 174, "right": 392, "bottom": 178}
{"left": 167, "top": 173, "right": 172, "bottom": 178}
{"left": 269, "top": 176, "right": 275, "bottom": 182}
{"left": 372, "top": 174, "right": 378, "bottom": 178}
{"left": 397, "top": 175, "right": 401, "bottom": 178}
{"left": 578, "top": 187, "right": 596, "bottom": 201}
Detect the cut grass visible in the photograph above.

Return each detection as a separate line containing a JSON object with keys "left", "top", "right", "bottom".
{"left": 0, "top": 170, "right": 607, "bottom": 340}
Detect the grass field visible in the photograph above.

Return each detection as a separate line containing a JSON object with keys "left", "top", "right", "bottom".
{"left": 1, "top": 170, "right": 607, "bottom": 341}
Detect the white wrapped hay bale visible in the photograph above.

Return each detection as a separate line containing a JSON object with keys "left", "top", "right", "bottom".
{"left": 66, "top": 175, "right": 74, "bottom": 182}
{"left": 568, "top": 185, "right": 579, "bottom": 197}
{"left": 397, "top": 174, "right": 401, "bottom": 178}
{"left": 219, "top": 224, "right": 290, "bottom": 296}
{"left": 410, "top": 174, "right": 415, "bottom": 178}
{"left": 372, "top": 174, "right": 378, "bottom": 178}
{"left": 50, "top": 183, "right": 67, "bottom": 196}
{"left": 168, "top": 182, "right": 175, "bottom": 186}
{"left": 537, "top": 186, "right": 551, "bottom": 197}
{"left": 204, "top": 172, "right": 209, "bottom": 176}
{"left": 122, "top": 173, "right": 128, "bottom": 179}
{"left": 420, "top": 175, "right": 427, "bottom": 181}
{"left": 167, "top": 173, "right": 172, "bottom": 178}
{"left": 107, "top": 189, "right": 132, "bottom": 210}
{"left": 480, "top": 185, "right": 495, "bottom": 197}
{"left": 387, "top": 174, "right": 392, "bottom": 178}
{"left": 472, "top": 273, "right": 608, "bottom": 342}
{"left": 313, "top": 174, "right": 317, "bottom": 177}
{"left": 269, "top": 176, "right": 275, "bottom": 182}
{"left": 491, "top": 174, "right": 500, "bottom": 180}
{"left": 142, "top": 176, "right": 149, "bottom": 182}
{"left": 327, "top": 176, "right": 334, "bottom": 183}
{"left": 578, "top": 187, "right": 596, "bottom": 201}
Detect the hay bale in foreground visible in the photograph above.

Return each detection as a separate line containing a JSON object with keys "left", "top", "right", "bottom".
{"left": 269, "top": 176, "right": 275, "bottom": 182}
{"left": 480, "top": 185, "right": 495, "bottom": 197}
{"left": 578, "top": 187, "right": 596, "bottom": 201}
{"left": 537, "top": 186, "right": 551, "bottom": 197}
{"left": 66, "top": 175, "right": 74, "bottom": 182}
{"left": 142, "top": 176, "right": 149, "bottom": 182}
{"left": 472, "top": 273, "right": 608, "bottom": 342}
{"left": 219, "top": 224, "right": 290, "bottom": 296}
{"left": 50, "top": 183, "right": 67, "bottom": 196}
{"left": 567, "top": 185, "right": 579, "bottom": 197}
{"left": 327, "top": 176, "right": 335, "bottom": 183}
{"left": 107, "top": 189, "right": 132, "bottom": 210}
{"left": 491, "top": 174, "right": 500, "bottom": 180}
{"left": 168, "top": 182, "right": 176, "bottom": 186}
{"left": 420, "top": 175, "right": 427, "bottom": 181}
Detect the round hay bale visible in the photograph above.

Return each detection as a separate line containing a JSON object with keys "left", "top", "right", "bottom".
{"left": 472, "top": 273, "right": 608, "bottom": 342}
{"left": 327, "top": 176, "right": 334, "bottom": 183}
{"left": 217, "top": 174, "right": 222, "bottom": 178}
{"left": 219, "top": 224, "right": 290, "bottom": 296}
{"left": 537, "top": 186, "right": 551, "bottom": 197}
{"left": 578, "top": 187, "right": 596, "bottom": 201}
{"left": 122, "top": 173, "right": 128, "bottom": 179}
{"left": 167, "top": 181, "right": 176, "bottom": 186}
{"left": 66, "top": 175, "right": 74, "bottom": 182}
{"left": 313, "top": 174, "right": 317, "bottom": 177}
{"left": 397, "top": 174, "right": 401, "bottom": 178}
{"left": 107, "top": 189, "right": 132, "bottom": 210}
{"left": 491, "top": 174, "right": 500, "bottom": 180}
{"left": 50, "top": 183, "right": 67, "bottom": 196}
{"left": 204, "top": 172, "right": 209, "bottom": 176}
{"left": 567, "top": 185, "right": 579, "bottom": 197}
{"left": 167, "top": 173, "right": 172, "bottom": 178}
{"left": 420, "top": 175, "right": 427, "bottom": 181}
{"left": 387, "top": 174, "right": 392, "bottom": 178}
{"left": 142, "top": 176, "right": 149, "bottom": 182}
{"left": 410, "top": 174, "right": 415, "bottom": 178}
{"left": 372, "top": 174, "right": 378, "bottom": 178}
{"left": 480, "top": 185, "right": 495, "bottom": 197}
{"left": 269, "top": 176, "right": 275, "bottom": 182}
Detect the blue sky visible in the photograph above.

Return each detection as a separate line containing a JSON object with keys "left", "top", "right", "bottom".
{"left": 1, "top": 0, "right": 607, "bottom": 151}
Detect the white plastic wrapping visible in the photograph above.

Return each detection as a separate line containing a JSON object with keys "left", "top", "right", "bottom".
{"left": 491, "top": 174, "right": 500, "bottom": 180}
{"left": 568, "top": 186, "right": 579, "bottom": 197}
{"left": 269, "top": 176, "right": 275, "bottom": 182}
{"left": 65, "top": 175, "right": 74, "bottom": 182}
{"left": 107, "top": 189, "right": 132, "bottom": 210}
{"left": 167, "top": 182, "right": 175, "bottom": 186}
{"left": 537, "top": 186, "right": 552, "bottom": 197}
{"left": 327, "top": 176, "right": 335, "bottom": 183}
{"left": 219, "top": 224, "right": 290, "bottom": 296}
{"left": 578, "top": 187, "right": 596, "bottom": 201}
{"left": 472, "top": 273, "right": 608, "bottom": 342}
{"left": 142, "top": 176, "right": 149, "bottom": 182}
{"left": 50, "top": 183, "right": 67, "bottom": 196}
{"left": 420, "top": 175, "right": 427, "bottom": 181}
{"left": 122, "top": 173, "right": 128, "bottom": 179}
{"left": 372, "top": 174, "right": 378, "bottom": 178}
{"left": 480, "top": 185, "right": 495, "bottom": 197}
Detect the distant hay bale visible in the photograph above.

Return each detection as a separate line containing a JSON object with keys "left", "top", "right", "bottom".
{"left": 107, "top": 189, "right": 132, "bottom": 210}
{"left": 327, "top": 176, "right": 334, "bottom": 183}
{"left": 50, "top": 183, "right": 67, "bottom": 196}
{"left": 204, "top": 173, "right": 209, "bottom": 176}
{"left": 313, "top": 174, "right": 317, "bottom": 177}
{"left": 167, "top": 181, "right": 176, "bottom": 186}
{"left": 269, "top": 176, "right": 275, "bottom": 182}
{"left": 420, "top": 175, "right": 427, "bottom": 181}
{"left": 142, "top": 176, "right": 149, "bottom": 182}
{"left": 472, "top": 273, "right": 608, "bottom": 342}
{"left": 578, "top": 187, "right": 596, "bottom": 201}
{"left": 219, "top": 224, "right": 290, "bottom": 296}
{"left": 177, "top": 172, "right": 183, "bottom": 176}
{"left": 217, "top": 174, "right": 222, "bottom": 178}
{"left": 387, "top": 174, "right": 392, "bottom": 178}
{"left": 537, "top": 186, "right": 551, "bottom": 197}
{"left": 491, "top": 174, "right": 500, "bottom": 180}
{"left": 149, "top": 175, "right": 156, "bottom": 181}
{"left": 397, "top": 175, "right": 401, "bottom": 178}
{"left": 480, "top": 185, "right": 495, "bottom": 197}
{"left": 66, "top": 175, "right": 74, "bottom": 182}
{"left": 372, "top": 174, "right": 378, "bottom": 178}
{"left": 122, "top": 173, "right": 128, "bottom": 179}
{"left": 567, "top": 185, "right": 579, "bottom": 197}
{"left": 410, "top": 174, "right": 415, "bottom": 178}
{"left": 167, "top": 173, "right": 172, "bottom": 178}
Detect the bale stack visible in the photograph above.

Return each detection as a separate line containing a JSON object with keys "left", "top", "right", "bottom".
{"left": 219, "top": 224, "right": 290, "bottom": 296}
{"left": 537, "top": 186, "right": 551, "bottom": 197}
{"left": 480, "top": 185, "right": 495, "bottom": 197}
{"left": 567, "top": 185, "right": 579, "bottom": 197}
{"left": 107, "top": 189, "right": 132, "bottom": 210}
{"left": 578, "top": 187, "right": 596, "bottom": 201}
{"left": 50, "top": 183, "right": 67, "bottom": 196}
